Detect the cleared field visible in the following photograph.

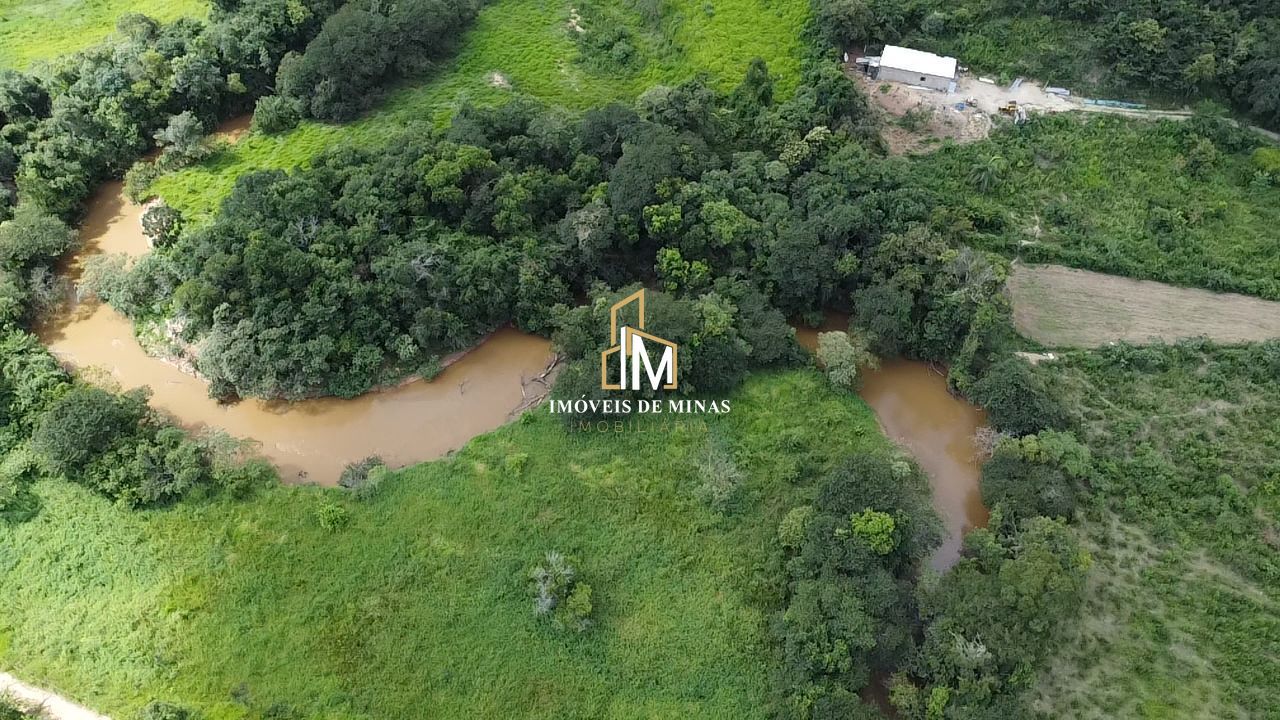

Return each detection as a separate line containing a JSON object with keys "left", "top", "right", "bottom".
{"left": 1008, "top": 263, "right": 1280, "bottom": 347}
{"left": 151, "top": 0, "right": 810, "bottom": 217}
{"left": 0, "top": 0, "right": 206, "bottom": 69}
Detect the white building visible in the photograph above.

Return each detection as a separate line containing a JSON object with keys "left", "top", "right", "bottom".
{"left": 874, "top": 45, "right": 958, "bottom": 92}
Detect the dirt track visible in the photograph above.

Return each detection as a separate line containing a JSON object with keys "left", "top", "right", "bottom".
{"left": 1008, "top": 264, "right": 1280, "bottom": 347}
{"left": 1, "top": 672, "right": 108, "bottom": 720}
{"left": 856, "top": 67, "right": 1280, "bottom": 152}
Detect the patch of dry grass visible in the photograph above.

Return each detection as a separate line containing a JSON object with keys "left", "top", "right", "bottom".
{"left": 1008, "top": 263, "right": 1280, "bottom": 347}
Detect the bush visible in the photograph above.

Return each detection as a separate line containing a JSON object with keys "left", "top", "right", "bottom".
{"left": 252, "top": 95, "right": 303, "bottom": 134}
{"left": 0, "top": 204, "right": 77, "bottom": 270}
{"left": 778, "top": 505, "right": 814, "bottom": 549}
{"left": 529, "top": 551, "right": 594, "bottom": 632}
{"left": 1254, "top": 146, "right": 1280, "bottom": 179}
{"left": 213, "top": 457, "right": 278, "bottom": 497}
{"left": 123, "top": 161, "right": 163, "bottom": 203}
{"left": 980, "top": 451, "right": 1077, "bottom": 523}
{"left": 138, "top": 701, "right": 193, "bottom": 720}
{"left": 815, "top": 330, "right": 876, "bottom": 391}
{"left": 0, "top": 698, "right": 29, "bottom": 720}
{"left": 0, "top": 449, "right": 42, "bottom": 520}
{"left": 315, "top": 499, "right": 349, "bottom": 531}
{"left": 141, "top": 203, "right": 183, "bottom": 248}
{"left": 30, "top": 386, "right": 146, "bottom": 476}
{"left": 695, "top": 442, "right": 743, "bottom": 513}
{"left": 278, "top": 0, "right": 478, "bottom": 121}
{"left": 338, "top": 455, "right": 385, "bottom": 493}
{"left": 847, "top": 508, "right": 897, "bottom": 555}
{"left": 153, "top": 112, "right": 207, "bottom": 165}
{"left": 969, "top": 358, "right": 1068, "bottom": 436}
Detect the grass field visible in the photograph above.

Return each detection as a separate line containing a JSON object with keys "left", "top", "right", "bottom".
{"left": 1029, "top": 343, "right": 1280, "bottom": 718}
{"left": 152, "top": 0, "right": 811, "bottom": 217}
{"left": 1008, "top": 263, "right": 1280, "bottom": 347}
{"left": 0, "top": 370, "right": 891, "bottom": 718}
{"left": 921, "top": 113, "right": 1280, "bottom": 300}
{"left": 0, "top": 0, "right": 206, "bottom": 70}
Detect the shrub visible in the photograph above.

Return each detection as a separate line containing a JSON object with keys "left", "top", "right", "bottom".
{"left": 969, "top": 358, "right": 1068, "bottom": 436}
{"left": 0, "top": 697, "right": 28, "bottom": 720}
{"left": 504, "top": 452, "right": 529, "bottom": 476}
{"left": 30, "top": 386, "right": 146, "bottom": 476}
{"left": 315, "top": 499, "right": 349, "bottom": 531}
{"left": 1251, "top": 146, "right": 1280, "bottom": 176}
{"left": 138, "top": 701, "right": 192, "bottom": 720}
{"left": 847, "top": 508, "right": 897, "bottom": 555}
{"left": 529, "top": 551, "right": 594, "bottom": 632}
{"left": 213, "top": 458, "right": 278, "bottom": 497}
{"left": 778, "top": 505, "right": 814, "bottom": 549}
{"left": 980, "top": 451, "right": 1077, "bottom": 522}
{"left": 816, "top": 330, "right": 877, "bottom": 392}
{"left": 252, "top": 95, "right": 303, "bottom": 134}
{"left": 141, "top": 203, "right": 183, "bottom": 248}
{"left": 695, "top": 442, "right": 743, "bottom": 513}
{"left": 0, "top": 204, "right": 77, "bottom": 270}
{"left": 153, "top": 112, "right": 207, "bottom": 164}
{"left": 123, "top": 161, "right": 163, "bottom": 203}
{"left": 338, "top": 455, "right": 385, "bottom": 492}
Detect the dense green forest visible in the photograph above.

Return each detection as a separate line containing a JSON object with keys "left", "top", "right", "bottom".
{"left": 812, "top": 0, "right": 1280, "bottom": 127}
{"left": 2, "top": 0, "right": 1279, "bottom": 718}
{"left": 122, "top": 61, "right": 1006, "bottom": 401}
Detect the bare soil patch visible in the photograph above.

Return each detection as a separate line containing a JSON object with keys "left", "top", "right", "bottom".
{"left": 1008, "top": 263, "right": 1280, "bottom": 347}
{"left": 855, "top": 75, "right": 992, "bottom": 154}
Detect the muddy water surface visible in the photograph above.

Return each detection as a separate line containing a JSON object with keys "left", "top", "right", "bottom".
{"left": 859, "top": 360, "right": 989, "bottom": 570}
{"left": 38, "top": 180, "right": 553, "bottom": 486}
{"left": 796, "top": 318, "right": 989, "bottom": 571}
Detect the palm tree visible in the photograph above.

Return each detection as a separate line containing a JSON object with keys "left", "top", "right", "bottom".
{"left": 968, "top": 154, "right": 1009, "bottom": 193}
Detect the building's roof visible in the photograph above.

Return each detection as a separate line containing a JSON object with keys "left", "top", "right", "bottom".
{"left": 880, "top": 45, "right": 957, "bottom": 79}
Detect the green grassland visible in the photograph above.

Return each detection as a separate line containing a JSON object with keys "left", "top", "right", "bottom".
{"left": 0, "top": 0, "right": 207, "bottom": 70}
{"left": 151, "top": 0, "right": 811, "bottom": 217}
{"left": 921, "top": 114, "right": 1280, "bottom": 300}
{"left": 0, "top": 370, "right": 891, "bottom": 719}
{"left": 1028, "top": 343, "right": 1280, "bottom": 718}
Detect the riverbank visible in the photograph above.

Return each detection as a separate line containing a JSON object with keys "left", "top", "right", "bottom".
{"left": 795, "top": 316, "right": 989, "bottom": 570}
{"left": 36, "top": 179, "right": 555, "bottom": 485}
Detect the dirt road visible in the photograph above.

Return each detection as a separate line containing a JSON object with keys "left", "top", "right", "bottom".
{"left": 0, "top": 673, "right": 109, "bottom": 720}
{"left": 857, "top": 69, "right": 1279, "bottom": 150}
{"left": 1008, "top": 263, "right": 1280, "bottom": 347}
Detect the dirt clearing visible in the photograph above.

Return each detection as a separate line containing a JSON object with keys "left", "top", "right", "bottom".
{"left": 855, "top": 75, "right": 993, "bottom": 153}
{"left": 1008, "top": 263, "right": 1280, "bottom": 347}
{"left": 853, "top": 73, "right": 1081, "bottom": 153}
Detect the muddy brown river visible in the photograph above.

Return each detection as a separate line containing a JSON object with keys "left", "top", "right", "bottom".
{"left": 36, "top": 124, "right": 985, "bottom": 551}
{"left": 796, "top": 319, "right": 989, "bottom": 571}
{"left": 37, "top": 180, "right": 554, "bottom": 485}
